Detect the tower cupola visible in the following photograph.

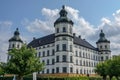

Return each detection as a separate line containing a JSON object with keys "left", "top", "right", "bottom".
{"left": 9, "top": 28, "right": 23, "bottom": 43}
{"left": 54, "top": 5, "right": 73, "bottom": 26}
{"left": 96, "top": 30, "right": 110, "bottom": 43}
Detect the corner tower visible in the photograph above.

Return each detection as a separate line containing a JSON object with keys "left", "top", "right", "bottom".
{"left": 96, "top": 30, "right": 111, "bottom": 61}
{"left": 54, "top": 5, "right": 74, "bottom": 73}
{"left": 8, "top": 28, "right": 23, "bottom": 60}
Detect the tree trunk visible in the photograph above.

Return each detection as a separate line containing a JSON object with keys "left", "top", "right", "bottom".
{"left": 17, "top": 75, "right": 23, "bottom": 80}
{"left": 109, "top": 76, "right": 113, "bottom": 80}
{"left": 103, "top": 76, "right": 106, "bottom": 80}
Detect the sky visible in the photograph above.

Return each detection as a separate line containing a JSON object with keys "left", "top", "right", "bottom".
{"left": 0, "top": 0, "right": 120, "bottom": 62}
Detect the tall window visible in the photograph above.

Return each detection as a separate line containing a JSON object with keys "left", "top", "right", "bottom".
{"left": 101, "top": 56, "right": 103, "bottom": 61}
{"left": 70, "top": 27, "right": 72, "bottom": 33}
{"left": 56, "top": 56, "right": 59, "bottom": 62}
{"left": 12, "top": 44, "right": 15, "bottom": 48}
{"left": 17, "top": 45, "right": 19, "bottom": 48}
{"left": 39, "top": 52, "right": 41, "bottom": 57}
{"left": 70, "top": 56, "right": 73, "bottom": 63}
{"left": 62, "top": 44, "right": 66, "bottom": 51}
{"left": 56, "top": 67, "right": 59, "bottom": 73}
{"left": 76, "top": 59, "right": 78, "bottom": 65}
{"left": 43, "top": 51, "right": 45, "bottom": 57}
{"left": 52, "top": 69, "right": 54, "bottom": 74}
{"left": 70, "top": 67, "right": 73, "bottom": 73}
{"left": 47, "top": 59, "right": 49, "bottom": 65}
{"left": 62, "top": 67, "right": 67, "bottom": 73}
{"left": 57, "top": 28, "right": 59, "bottom": 33}
{"left": 47, "top": 50, "right": 49, "bottom": 56}
{"left": 47, "top": 69, "right": 49, "bottom": 74}
{"left": 63, "top": 27, "right": 66, "bottom": 32}
{"left": 76, "top": 51, "right": 78, "bottom": 56}
{"left": 52, "top": 59, "right": 55, "bottom": 65}
{"left": 70, "top": 45, "right": 72, "bottom": 52}
{"left": 56, "top": 44, "right": 59, "bottom": 51}
{"left": 62, "top": 55, "right": 67, "bottom": 62}
{"left": 52, "top": 49, "right": 55, "bottom": 55}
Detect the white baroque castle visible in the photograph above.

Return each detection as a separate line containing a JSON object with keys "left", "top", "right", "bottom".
{"left": 8, "top": 6, "right": 111, "bottom": 76}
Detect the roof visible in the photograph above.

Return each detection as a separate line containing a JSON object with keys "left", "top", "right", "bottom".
{"left": 28, "top": 34, "right": 97, "bottom": 50}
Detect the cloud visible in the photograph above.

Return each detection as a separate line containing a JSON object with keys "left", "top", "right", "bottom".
{"left": 22, "top": 6, "right": 120, "bottom": 56}
{"left": 0, "top": 21, "right": 13, "bottom": 62}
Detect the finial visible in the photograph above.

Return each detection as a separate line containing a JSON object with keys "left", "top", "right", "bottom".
{"left": 16, "top": 28, "right": 18, "bottom": 31}
{"left": 62, "top": 5, "right": 65, "bottom": 9}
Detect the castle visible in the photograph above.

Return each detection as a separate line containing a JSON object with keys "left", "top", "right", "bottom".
{"left": 8, "top": 6, "right": 111, "bottom": 76}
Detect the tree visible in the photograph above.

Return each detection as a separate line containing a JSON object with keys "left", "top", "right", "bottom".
{"left": 95, "top": 62, "right": 108, "bottom": 80}
{"left": 5, "top": 45, "right": 44, "bottom": 80}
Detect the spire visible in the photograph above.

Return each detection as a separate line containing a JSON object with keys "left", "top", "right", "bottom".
{"left": 14, "top": 28, "right": 20, "bottom": 35}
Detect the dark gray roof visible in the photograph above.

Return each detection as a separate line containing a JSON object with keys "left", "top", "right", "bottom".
{"left": 28, "top": 34, "right": 97, "bottom": 50}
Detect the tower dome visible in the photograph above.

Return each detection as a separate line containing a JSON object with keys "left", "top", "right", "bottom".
{"left": 9, "top": 28, "right": 23, "bottom": 43}
{"left": 96, "top": 30, "right": 110, "bottom": 43}
{"left": 54, "top": 5, "right": 73, "bottom": 26}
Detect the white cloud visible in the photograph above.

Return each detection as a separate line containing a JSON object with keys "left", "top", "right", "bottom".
{"left": 22, "top": 6, "right": 120, "bottom": 56}
{"left": 0, "top": 21, "right": 13, "bottom": 62}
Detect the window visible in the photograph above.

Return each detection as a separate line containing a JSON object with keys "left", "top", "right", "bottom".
{"left": 43, "top": 51, "right": 45, "bottom": 57}
{"left": 76, "top": 51, "right": 78, "bottom": 56}
{"left": 70, "top": 67, "right": 73, "bottom": 73}
{"left": 70, "top": 45, "right": 72, "bottom": 52}
{"left": 57, "top": 28, "right": 59, "bottom": 33}
{"left": 56, "top": 56, "right": 59, "bottom": 62}
{"left": 70, "top": 27, "right": 72, "bottom": 33}
{"left": 106, "top": 56, "right": 108, "bottom": 60}
{"left": 62, "top": 67, "right": 67, "bottom": 73}
{"left": 63, "top": 27, "right": 66, "bottom": 32}
{"left": 80, "top": 69, "right": 82, "bottom": 74}
{"left": 56, "top": 67, "right": 59, "bottom": 73}
{"left": 76, "top": 69, "right": 78, "bottom": 74}
{"left": 17, "top": 45, "right": 19, "bottom": 48}
{"left": 56, "top": 44, "right": 59, "bottom": 51}
{"left": 100, "top": 46, "right": 102, "bottom": 49}
{"left": 101, "top": 56, "right": 103, "bottom": 61}
{"left": 70, "top": 56, "right": 73, "bottom": 63}
{"left": 52, "top": 69, "right": 54, "bottom": 74}
{"left": 52, "top": 59, "right": 55, "bottom": 65}
{"left": 62, "top": 55, "right": 67, "bottom": 62}
{"left": 52, "top": 49, "right": 55, "bottom": 55}
{"left": 47, "top": 59, "right": 49, "bottom": 65}
{"left": 39, "top": 52, "right": 41, "bottom": 57}
{"left": 79, "top": 52, "right": 81, "bottom": 57}
{"left": 47, "top": 69, "right": 49, "bottom": 74}
{"left": 62, "top": 44, "right": 66, "bottom": 51}
{"left": 12, "top": 44, "right": 15, "bottom": 48}
{"left": 42, "top": 60, "right": 45, "bottom": 64}
{"left": 105, "top": 45, "right": 107, "bottom": 49}
{"left": 47, "top": 50, "right": 49, "bottom": 56}
{"left": 62, "top": 37, "right": 67, "bottom": 40}
{"left": 76, "top": 59, "right": 78, "bottom": 65}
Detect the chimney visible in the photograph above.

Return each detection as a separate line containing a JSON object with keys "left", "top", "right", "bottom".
{"left": 79, "top": 35, "right": 81, "bottom": 38}
{"left": 73, "top": 33, "right": 76, "bottom": 37}
{"left": 33, "top": 37, "right": 36, "bottom": 40}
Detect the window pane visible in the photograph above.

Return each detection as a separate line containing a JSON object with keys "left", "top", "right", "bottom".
{"left": 62, "top": 55, "right": 67, "bottom": 62}
{"left": 63, "top": 27, "right": 66, "bottom": 32}
{"left": 62, "top": 67, "right": 67, "bottom": 73}
{"left": 62, "top": 44, "right": 66, "bottom": 51}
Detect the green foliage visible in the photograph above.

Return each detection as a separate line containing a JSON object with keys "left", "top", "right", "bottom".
{"left": 95, "top": 56, "right": 120, "bottom": 80}
{"left": 4, "top": 44, "right": 44, "bottom": 80}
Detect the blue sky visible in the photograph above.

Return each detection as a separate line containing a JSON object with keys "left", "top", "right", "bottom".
{"left": 1, "top": 0, "right": 120, "bottom": 62}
